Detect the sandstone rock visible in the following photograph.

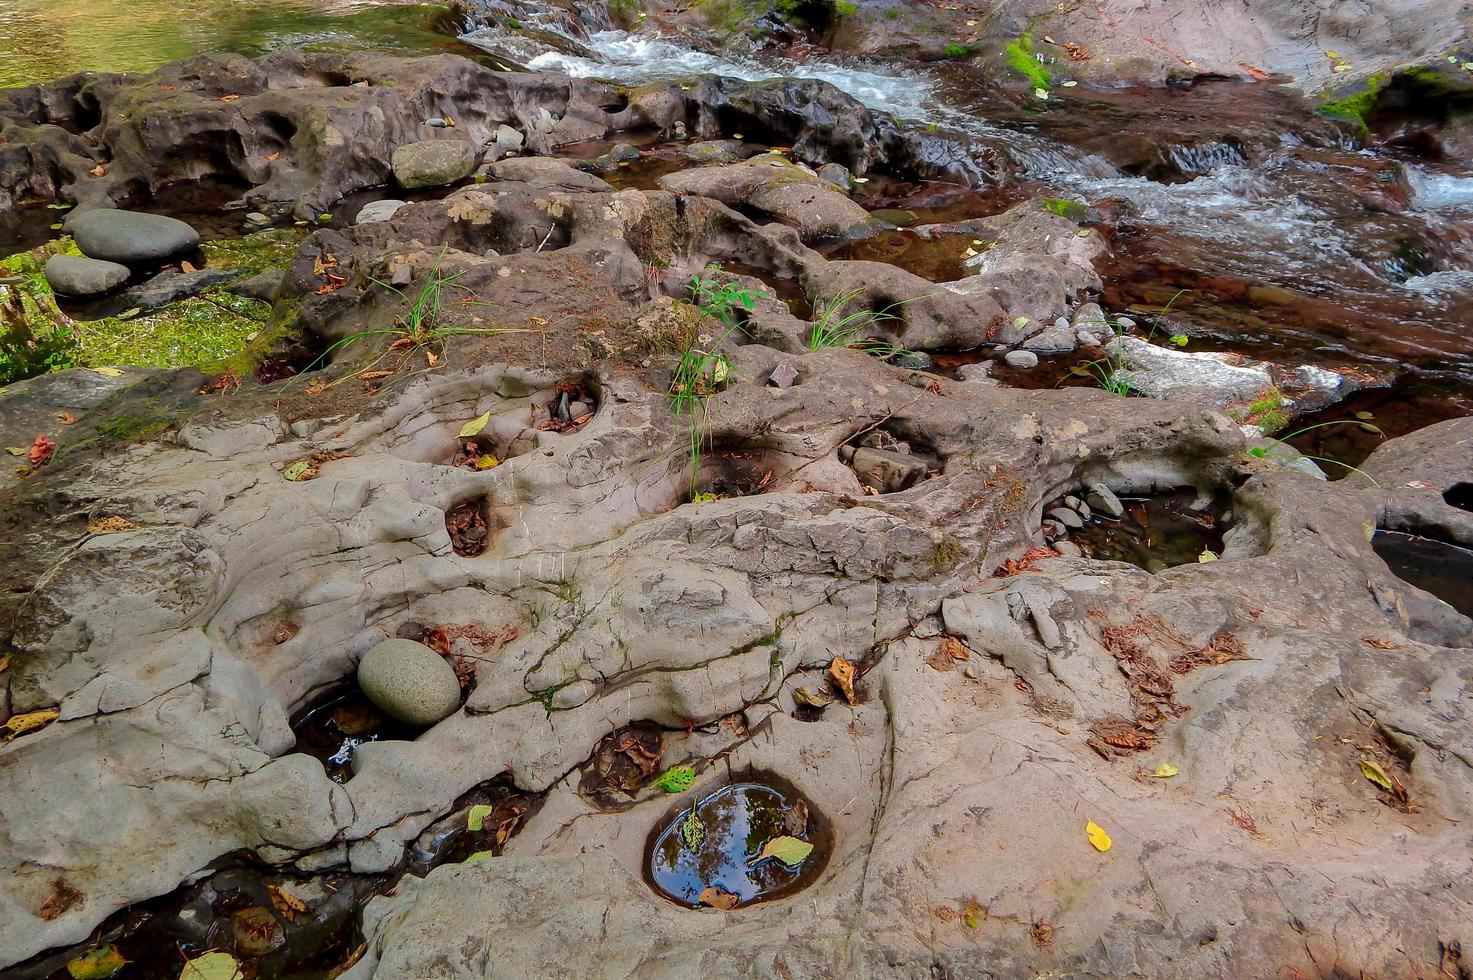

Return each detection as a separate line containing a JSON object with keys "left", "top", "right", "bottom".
{"left": 484, "top": 157, "right": 613, "bottom": 192}
{"left": 43, "top": 254, "right": 130, "bottom": 295}
{"left": 392, "top": 140, "right": 476, "bottom": 190}
{"left": 494, "top": 124, "right": 525, "bottom": 150}
{"left": 1046, "top": 506, "right": 1084, "bottom": 529}
{"left": 768, "top": 361, "right": 799, "bottom": 388}
{"left": 357, "top": 639, "right": 462, "bottom": 726}
{"left": 1086, "top": 483, "right": 1125, "bottom": 518}
{"left": 849, "top": 446, "right": 926, "bottom": 493}
{"left": 1004, "top": 349, "right": 1039, "bottom": 369}
{"left": 66, "top": 209, "right": 200, "bottom": 264}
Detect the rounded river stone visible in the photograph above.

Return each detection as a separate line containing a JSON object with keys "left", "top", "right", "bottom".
{"left": 356, "top": 638, "right": 461, "bottom": 726}
{"left": 67, "top": 208, "right": 201, "bottom": 264}
{"left": 43, "top": 254, "right": 130, "bottom": 295}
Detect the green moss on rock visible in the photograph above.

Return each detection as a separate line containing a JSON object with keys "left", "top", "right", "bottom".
{"left": 1005, "top": 30, "right": 1052, "bottom": 90}
{"left": 1318, "top": 72, "right": 1389, "bottom": 131}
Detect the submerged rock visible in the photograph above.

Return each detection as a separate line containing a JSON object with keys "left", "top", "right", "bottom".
{"left": 392, "top": 140, "right": 477, "bottom": 190}
{"left": 357, "top": 639, "right": 461, "bottom": 726}
{"left": 43, "top": 254, "right": 130, "bottom": 296}
{"left": 66, "top": 209, "right": 200, "bottom": 264}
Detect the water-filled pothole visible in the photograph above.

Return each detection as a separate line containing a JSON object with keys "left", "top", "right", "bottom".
{"left": 645, "top": 778, "right": 828, "bottom": 910}
{"left": 1445, "top": 483, "right": 1473, "bottom": 513}
{"left": 1373, "top": 530, "right": 1473, "bottom": 617}
{"left": 290, "top": 687, "right": 423, "bottom": 784}
{"left": 1046, "top": 486, "right": 1227, "bottom": 572}
{"left": 406, "top": 776, "right": 543, "bottom": 873}
{"left": 577, "top": 722, "right": 665, "bottom": 811}
{"left": 838, "top": 424, "right": 939, "bottom": 494}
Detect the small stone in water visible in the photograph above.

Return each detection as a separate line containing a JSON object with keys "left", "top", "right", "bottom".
{"left": 1055, "top": 540, "right": 1084, "bottom": 558}
{"left": 1086, "top": 483, "right": 1125, "bottom": 518}
{"left": 1042, "top": 519, "right": 1066, "bottom": 539}
{"left": 1046, "top": 507, "right": 1084, "bottom": 529}
{"left": 1004, "top": 350, "right": 1039, "bottom": 369}
{"left": 1116, "top": 315, "right": 1137, "bottom": 329}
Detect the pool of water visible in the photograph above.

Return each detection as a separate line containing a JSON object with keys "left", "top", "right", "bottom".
{"left": 1373, "top": 530, "right": 1473, "bottom": 618}
{"left": 0, "top": 0, "right": 472, "bottom": 88}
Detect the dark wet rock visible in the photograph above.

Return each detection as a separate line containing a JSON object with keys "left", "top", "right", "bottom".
{"left": 356, "top": 639, "right": 461, "bottom": 727}
{"left": 244, "top": 211, "right": 272, "bottom": 228}
{"left": 768, "top": 361, "right": 799, "bottom": 388}
{"left": 681, "top": 140, "right": 755, "bottom": 165}
{"left": 123, "top": 267, "right": 242, "bottom": 311}
{"left": 817, "top": 162, "right": 853, "bottom": 192}
{"left": 392, "top": 139, "right": 477, "bottom": 190}
{"left": 226, "top": 268, "right": 284, "bottom": 303}
{"left": 889, "top": 350, "right": 934, "bottom": 371}
{"left": 42, "top": 254, "right": 130, "bottom": 296}
{"left": 354, "top": 199, "right": 409, "bottom": 225}
{"left": 66, "top": 209, "right": 200, "bottom": 264}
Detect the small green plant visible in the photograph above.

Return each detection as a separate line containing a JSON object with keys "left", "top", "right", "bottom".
{"left": 943, "top": 43, "right": 971, "bottom": 60}
{"left": 1232, "top": 385, "right": 1290, "bottom": 433}
{"left": 1005, "top": 30, "right": 1053, "bottom": 91}
{"left": 301, "top": 248, "right": 520, "bottom": 377}
{"left": 806, "top": 288, "right": 901, "bottom": 351}
{"left": 653, "top": 764, "right": 696, "bottom": 793}
{"left": 687, "top": 266, "right": 766, "bottom": 326}
{"left": 834, "top": 0, "right": 858, "bottom": 15}
{"left": 1246, "top": 420, "right": 1385, "bottom": 484}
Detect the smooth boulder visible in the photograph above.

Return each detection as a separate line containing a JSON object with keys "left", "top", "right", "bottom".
{"left": 42, "top": 254, "right": 130, "bottom": 296}
{"left": 391, "top": 140, "right": 476, "bottom": 190}
{"left": 67, "top": 209, "right": 201, "bottom": 264}
{"left": 355, "top": 199, "right": 409, "bottom": 225}
{"left": 356, "top": 638, "right": 461, "bottom": 726}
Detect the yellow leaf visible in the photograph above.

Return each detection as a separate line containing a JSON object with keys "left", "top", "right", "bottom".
{"left": 465, "top": 850, "right": 494, "bottom": 862}
{"left": 1085, "top": 820, "right": 1112, "bottom": 852}
{"left": 472, "top": 455, "right": 499, "bottom": 471}
{"left": 458, "top": 411, "right": 491, "bottom": 439}
{"left": 467, "top": 804, "right": 494, "bottom": 831}
{"left": 1359, "top": 759, "right": 1394, "bottom": 791}
{"left": 748, "top": 835, "right": 814, "bottom": 867}
{"left": 2, "top": 709, "right": 59, "bottom": 741}
{"left": 67, "top": 945, "right": 126, "bottom": 979}
{"left": 1153, "top": 763, "right": 1180, "bottom": 778}
{"left": 1197, "top": 549, "right": 1218, "bottom": 563}
{"left": 91, "top": 367, "right": 124, "bottom": 377}
{"left": 179, "top": 952, "right": 243, "bottom": 980}
{"left": 829, "top": 657, "right": 857, "bottom": 705}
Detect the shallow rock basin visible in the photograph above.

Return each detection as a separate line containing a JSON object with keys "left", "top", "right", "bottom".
{"left": 290, "top": 687, "right": 422, "bottom": 784}
{"left": 1069, "top": 486, "right": 1226, "bottom": 571}
{"left": 1372, "top": 530, "right": 1473, "bottom": 617}
{"left": 646, "top": 781, "right": 827, "bottom": 909}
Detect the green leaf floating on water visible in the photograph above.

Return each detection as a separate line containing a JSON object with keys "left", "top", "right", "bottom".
{"left": 748, "top": 835, "right": 814, "bottom": 868}
{"left": 67, "top": 945, "right": 125, "bottom": 979}
{"left": 680, "top": 807, "right": 704, "bottom": 852}
{"left": 178, "top": 952, "right": 243, "bottom": 980}
{"left": 467, "top": 803, "right": 494, "bottom": 831}
{"left": 653, "top": 764, "right": 696, "bottom": 793}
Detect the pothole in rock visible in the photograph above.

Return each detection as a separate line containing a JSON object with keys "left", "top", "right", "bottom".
{"left": 645, "top": 777, "right": 829, "bottom": 910}
{"left": 4, "top": 864, "right": 388, "bottom": 980}
{"left": 692, "top": 440, "right": 789, "bottom": 499}
{"left": 447, "top": 496, "right": 502, "bottom": 557}
{"left": 290, "top": 686, "right": 424, "bottom": 784}
{"left": 1445, "top": 483, "right": 1473, "bottom": 513}
{"left": 1373, "top": 529, "right": 1473, "bottom": 617}
{"left": 406, "top": 775, "right": 543, "bottom": 873}
{"left": 577, "top": 722, "right": 665, "bottom": 811}
{"left": 1043, "top": 486, "right": 1228, "bottom": 572}
{"left": 838, "top": 425, "right": 940, "bottom": 494}
{"left": 822, "top": 230, "right": 975, "bottom": 283}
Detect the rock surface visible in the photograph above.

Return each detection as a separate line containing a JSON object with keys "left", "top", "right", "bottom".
{"left": 357, "top": 639, "right": 461, "bottom": 726}
{"left": 42, "top": 254, "right": 130, "bottom": 295}
{"left": 391, "top": 140, "right": 477, "bottom": 190}
{"left": 66, "top": 209, "right": 200, "bottom": 264}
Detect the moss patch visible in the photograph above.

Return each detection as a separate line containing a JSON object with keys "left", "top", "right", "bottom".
{"left": 1038, "top": 197, "right": 1086, "bottom": 221}
{"left": 1318, "top": 72, "right": 1389, "bottom": 131}
{"left": 1005, "top": 30, "right": 1052, "bottom": 90}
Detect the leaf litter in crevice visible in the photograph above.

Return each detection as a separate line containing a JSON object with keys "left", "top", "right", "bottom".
{"left": 66, "top": 945, "right": 125, "bottom": 979}
{"left": 828, "top": 657, "right": 858, "bottom": 705}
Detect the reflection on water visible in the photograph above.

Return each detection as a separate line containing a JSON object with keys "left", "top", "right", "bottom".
{"left": 0, "top": 0, "right": 467, "bottom": 88}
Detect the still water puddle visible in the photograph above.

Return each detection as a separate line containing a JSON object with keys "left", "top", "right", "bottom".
{"left": 1067, "top": 487, "right": 1226, "bottom": 572}
{"left": 289, "top": 686, "right": 422, "bottom": 783}
{"left": 646, "top": 781, "right": 827, "bottom": 909}
{"left": 1373, "top": 530, "right": 1473, "bottom": 618}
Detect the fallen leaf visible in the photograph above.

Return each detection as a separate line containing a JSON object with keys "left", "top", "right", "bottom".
{"left": 748, "top": 835, "right": 814, "bottom": 868}
{"left": 962, "top": 897, "right": 984, "bottom": 929}
{"left": 359, "top": 370, "right": 394, "bottom": 380}
{"left": 57, "top": 411, "right": 76, "bottom": 425}
{"left": 267, "top": 883, "right": 307, "bottom": 921}
{"left": 282, "top": 460, "right": 314, "bottom": 482}
{"left": 467, "top": 803, "right": 495, "bottom": 831}
{"left": 680, "top": 807, "right": 705, "bottom": 852}
{"left": 67, "top": 944, "right": 126, "bottom": 979}
{"left": 39, "top": 878, "right": 83, "bottom": 919}
{"left": 458, "top": 411, "right": 491, "bottom": 438}
{"left": 1031, "top": 920, "right": 1055, "bottom": 948}
{"left": 464, "top": 850, "right": 494, "bottom": 862}
{"left": 89, "top": 164, "right": 107, "bottom": 177}
{"left": 1361, "top": 634, "right": 1398, "bottom": 650}
{"left": 1085, "top": 819, "right": 1112, "bottom": 852}
{"left": 5, "top": 447, "right": 25, "bottom": 456}
{"left": 218, "top": 93, "right": 242, "bottom": 102}
{"left": 1359, "top": 759, "right": 1394, "bottom": 792}
{"left": 87, "top": 516, "right": 137, "bottom": 534}
{"left": 829, "top": 657, "right": 858, "bottom": 705}
{"left": 28, "top": 435, "right": 56, "bottom": 466}
{"left": 784, "top": 799, "right": 809, "bottom": 836}
{"left": 1152, "top": 763, "right": 1180, "bottom": 778}
{"left": 91, "top": 367, "right": 124, "bottom": 377}
{"left": 426, "top": 351, "right": 440, "bottom": 367}
{"left": 653, "top": 764, "right": 696, "bottom": 793}
{"left": 699, "top": 886, "right": 740, "bottom": 910}
{"left": 180, "top": 260, "right": 197, "bottom": 274}
{"left": 3, "top": 708, "right": 59, "bottom": 741}
{"left": 179, "top": 951, "right": 243, "bottom": 980}
{"left": 1197, "top": 548, "right": 1219, "bottom": 563}
{"left": 265, "top": 151, "right": 281, "bottom": 161}
{"left": 792, "top": 686, "right": 835, "bottom": 708}
{"left": 472, "top": 454, "right": 499, "bottom": 471}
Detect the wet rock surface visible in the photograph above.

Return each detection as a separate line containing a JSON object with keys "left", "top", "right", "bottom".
{"left": 65, "top": 209, "right": 200, "bottom": 264}
{"left": 0, "top": 47, "right": 1471, "bottom": 980}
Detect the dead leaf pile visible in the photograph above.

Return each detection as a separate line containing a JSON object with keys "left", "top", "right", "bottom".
{"left": 38, "top": 877, "right": 82, "bottom": 920}
{"left": 582, "top": 723, "right": 665, "bottom": 805}
{"left": 535, "top": 380, "right": 596, "bottom": 433}
{"left": 1169, "top": 629, "right": 1249, "bottom": 673}
{"left": 993, "top": 546, "right": 1060, "bottom": 577}
{"left": 87, "top": 516, "right": 138, "bottom": 535}
{"left": 1087, "top": 612, "right": 1190, "bottom": 759}
{"left": 446, "top": 499, "right": 490, "bottom": 556}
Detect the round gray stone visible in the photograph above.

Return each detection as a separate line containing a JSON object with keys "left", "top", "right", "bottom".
{"left": 354, "top": 199, "right": 409, "bottom": 225}
{"left": 1004, "top": 350, "right": 1039, "bottom": 369}
{"left": 356, "top": 638, "right": 461, "bottom": 726}
{"left": 43, "top": 254, "right": 130, "bottom": 296}
{"left": 391, "top": 140, "right": 477, "bottom": 190}
{"left": 67, "top": 208, "right": 201, "bottom": 264}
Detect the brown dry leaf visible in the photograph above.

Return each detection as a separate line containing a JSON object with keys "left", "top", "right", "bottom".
{"left": 829, "top": 657, "right": 858, "bottom": 705}
{"left": 265, "top": 151, "right": 281, "bottom": 162}
{"left": 528, "top": 315, "right": 549, "bottom": 326}
{"left": 89, "top": 164, "right": 107, "bottom": 177}
{"left": 0, "top": 654, "right": 9, "bottom": 673}
{"left": 1063, "top": 41, "right": 1090, "bottom": 60}
{"left": 28, "top": 435, "right": 56, "bottom": 466}
{"left": 1031, "top": 920, "right": 1055, "bottom": 948}
{"left": 1227, "top": 808, "right": 1261, "bottom": 835}
{"left": 1240, "top": 62, "right": 1271, "bottom": 80}
{"left": 219, "top": 93, "right": 242, "bottom": 102}
{"left": 326, "top": 943, "right": 367, "bottom": 980}
{"left": 267, "top": 884, "right": 308, "bottom": 921}
{"left": 962, "top": 897, "right": 985, "bottom": 928}
{"left": 273, "top": 620, "right": 298, "bottom": 644}
{"left": 1361, "top": 635, "right": 1398, "bottom": 650}
{"left": 784, "top": 799, "right": 809, "bottom": 837}
{"left": 426, "top": 351, "right": 440, "bottom": 367}
{"left": 87, "top": 516, "right": 137, "bottom": 534}
{"left": 39, "top": 878, "right": 82, "bottom": 920}
{"left": 181, "top": 260, "right": 198, "bottom": 274}
{"left": 57, "top": 411, "right": 76, "bottom": 425}
{"left": 3, "top": 708, "right": 59, "bottom": 741}
{"left": 360, "top": 370, "right": 394, "bottom": 380}
{"left": 312, "top": 252, "right": 339, "bottom": 276}
{"left": 934, "top": 906, "right": 957, "bottom": 922}
{"left": 699, "top": 886, "right": 740, "bottom": 910}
